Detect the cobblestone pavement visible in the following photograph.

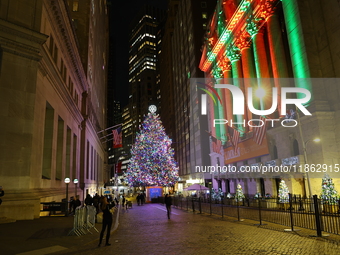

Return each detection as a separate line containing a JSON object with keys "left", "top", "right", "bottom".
{"left": 54, "top": 203, "right": 340, "bottom": 255}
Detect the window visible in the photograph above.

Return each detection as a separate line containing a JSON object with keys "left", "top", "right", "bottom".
{"left": 202, "top": 13, "right": 207, "bottom": 19}
{"left": 201, "top": 1, "right": 207, "bottom": 8}
{"left": 273, "top": 146, "right": 278, "bottom": 159}
{"left": 293, "top": 139, "right": 299, "bottom": 156}
{"left": 53, "top": 45, "right": 58, "bottom": 63}
{"left": 73, "top": 1, "right": 79, "bottom": 12}
{"left": 225, "top": 179, "right": 230, "bottom": 193}
{"left": 49, "top": 35, "right": 54, "bottom": 55}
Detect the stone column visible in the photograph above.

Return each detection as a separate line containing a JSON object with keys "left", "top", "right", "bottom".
{"left": 252, "top": 27, "right": 272, "bottom": 113}
{"left": 238, "top": 35, "right": 257, "bottom": 131}
{"left": 211, "top": 66, "right": 225, "bottom": 141}
{"left": 220, "top": 60, "right": 233, "bottom": 123}
{"left": 219, "top": 58, "right": 233, "bottom": 140}
{"left": 226, "top": 45, "right": 245, "bottom": 134}
{"left": 267, "top": 13, "right": 289, "bottom": 116}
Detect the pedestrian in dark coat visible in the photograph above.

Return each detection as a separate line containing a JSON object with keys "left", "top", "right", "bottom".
{"left": 98, "top": 196, "right": 113, "bottom": 247}
{"left": 85, "top": 194, "right": 93, "bottom": 206}
{"left": 122, "top": 195, "right": 126, "bottom": 208}
{"left": 137, "top": 194, "right": 141, "bottom": 205}
{"left": 164, "top": 194, "right": 172, "bottom": 219}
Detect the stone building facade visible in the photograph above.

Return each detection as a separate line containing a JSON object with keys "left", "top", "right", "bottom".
{"left": 199, "top": 0, "right": 340, "bottom": 198}
{"left": 0, "top": 0, "right": 108, "bottom": 220}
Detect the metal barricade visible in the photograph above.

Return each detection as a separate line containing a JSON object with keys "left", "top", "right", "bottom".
{"left": 68, "top": 205, "right": 98, "bottom": 236}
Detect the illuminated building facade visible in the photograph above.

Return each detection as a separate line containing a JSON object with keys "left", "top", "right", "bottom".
{"left": 128, "top": 5, "right": 165, "bottom": 139}
{"left": 0, "top": 0, "right": 108, "bottom": 220}
{"left": 200, "top": 0, "right": 340, "bottom": 197}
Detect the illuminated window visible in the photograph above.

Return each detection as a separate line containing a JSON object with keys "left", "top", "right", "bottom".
{"left": 73, "top": 1, "right": 79, "bottom": 12}
{"left": 202, "top": 13, "right": 207, "bottom": 19}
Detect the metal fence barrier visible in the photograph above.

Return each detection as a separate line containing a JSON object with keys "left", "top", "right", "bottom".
{"left": 170, "top": 194, "right": 340, "bottom": 237}
{"left": 68, "top": 205, "right": 98, "bottom": 236}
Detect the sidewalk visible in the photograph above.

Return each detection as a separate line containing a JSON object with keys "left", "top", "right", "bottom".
{"left": 2, "top": 202, "right": 340, "bottom": 255}
{"left": 53, "top": 203, "right": 340, "bottom": 255}
{"left": 0, "top": 208, "right": 118, "bottom": 255}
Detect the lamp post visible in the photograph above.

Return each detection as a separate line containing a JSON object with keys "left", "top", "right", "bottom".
{"left": 73, "top": 178, "right": 78, "bottom": 198}
{"left": 302, "top": 138, "right": 321, "bottom": 197}
{"left": 64, "top": 177, "right": 70, "bottom": 216}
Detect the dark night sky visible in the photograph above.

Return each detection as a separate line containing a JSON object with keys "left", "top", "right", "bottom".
{"left": 109, "top": 0, "right": 167, "bottom": 107}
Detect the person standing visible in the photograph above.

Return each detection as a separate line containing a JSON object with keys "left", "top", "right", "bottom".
{"left": 164, "top": 194, "right": 172, "bottom": 219}
{"left": 137, "top": 194, "right": 141, "bottom": 206}
{"left": 73, "top": 195, "right": 81, "bottom": 213}
{"left": 85, "top": 194, "right": 93, "bottom": 206}
{"left": 93, "top": 193, "right": 100, "bottom": 214}
{"left": 0, "top": 186, "right": 4, "bottom": 205}
{"left": 122, "top": 195, "right": 126, "bottom": 208}
{"left": 98, "top": 196, "right": 113, "bottom": 247}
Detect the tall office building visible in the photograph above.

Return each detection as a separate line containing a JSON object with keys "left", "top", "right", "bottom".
{"left": 128, "top": 5, "right": 166, "bottom": 139}
{"left": 169, "top": 0, "right": 216, "bottom": 188}
{"left": 0, "top": 0, "right": 108, "bottom": 220}
{"left": 159, "top": 0, "right": 180, "bottom": 140}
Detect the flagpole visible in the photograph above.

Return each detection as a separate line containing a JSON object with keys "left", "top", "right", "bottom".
{"left": 97, "top": 123, "right": 122, "bottom": 134}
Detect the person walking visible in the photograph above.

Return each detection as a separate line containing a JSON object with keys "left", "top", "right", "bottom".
{"left": 137, "top": 194, "right": 141, "bottom": 206}
{"left": 122, "top": 195, "right": 126, "bottom": 208}
{"left": 98, "top": 196, "right": 113, "bottom": 247}
{"left": 164, "top": 194, "right": 172, "bottom": 219}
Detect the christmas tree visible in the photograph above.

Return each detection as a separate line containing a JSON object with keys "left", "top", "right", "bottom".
{"left": 278, "top": 179, "right": 289, "bottom": 203}
{"left": 125, "top": 111, "right": 179, "bottom": 187}
{"left": 321, "top": 174, "right": 338, "bottom": 205}
{"left": 235, "top": 184, "right": 245, "bottom": 201}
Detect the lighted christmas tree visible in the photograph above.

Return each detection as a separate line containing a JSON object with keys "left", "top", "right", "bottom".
{"left": 278, "top": 180, "right": 289, "bottom": 203}
{"left": 235, "top": 184, "right": 245, "bottom": 201}
{"left": 321, "top": 174, "right": 338, "bottom": 205}
{"left": 125, "top": 111, "right": 179, "bottom": 187}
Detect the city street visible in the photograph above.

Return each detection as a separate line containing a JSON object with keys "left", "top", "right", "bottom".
{"left": 54, "top": 203, "right": 340, "bottom": 255}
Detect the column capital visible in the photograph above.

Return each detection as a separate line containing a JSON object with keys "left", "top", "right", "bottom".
{"left": 211, "top": 66, "right": 223, "bottom": 79}
{"left": 259, "top": 0, "right": 278, "bottom": 20}
{"left": 218, "top": 58, "right": 231, "bottom": 73}
{"left": 235, "top": 32, "right": 252, "bottom": 50}
{"left": 246, "top": 15, "right": 264, "bottom": 37}
{"left": 226, "top": 45, "right": 241, "bottom": 63}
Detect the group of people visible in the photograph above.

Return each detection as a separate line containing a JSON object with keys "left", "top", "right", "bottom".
{"left": 74, "top": 192, "right": 173, "bottom": 247}
{"left": 69, "top": 196, "right": 81, "bottom": 214}
{"left": 136, "top": 193, "right": 146, "bottom": 205}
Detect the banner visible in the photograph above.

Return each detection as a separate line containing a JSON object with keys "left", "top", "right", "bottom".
{"left": 224, "top": 136, "right": 269, "bottom": 164}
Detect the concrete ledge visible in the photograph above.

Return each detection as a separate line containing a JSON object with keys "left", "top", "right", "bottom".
{"left": 0, "top": 204, "right": 35, "bottom": 220}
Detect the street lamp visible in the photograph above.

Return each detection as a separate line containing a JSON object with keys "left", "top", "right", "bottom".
{"left": 303, "top": 138, "right": 321, "bottom": 197}
{"left": 73, "top": 178, "right": 78, "bottom": 198}
{"left": 64, "top": 177, "right": 70, "bottom": 216}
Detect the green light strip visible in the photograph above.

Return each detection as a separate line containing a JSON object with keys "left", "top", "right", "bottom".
{"left": 282, "top": 0, "right": 312, "bottom": 101}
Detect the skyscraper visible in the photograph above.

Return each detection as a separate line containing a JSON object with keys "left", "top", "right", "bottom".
{"left": 167, "top": 0, "right": 216, "bottom": 188}
{"left": 128, "top": 5, "right": 166, "bottom": 139}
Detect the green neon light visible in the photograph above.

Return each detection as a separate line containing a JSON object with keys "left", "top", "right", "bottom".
{"left": 282, "top": 0, "right": 312, "bottom": 102}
